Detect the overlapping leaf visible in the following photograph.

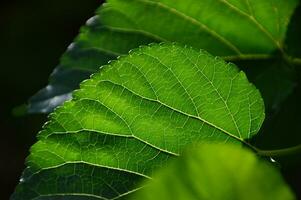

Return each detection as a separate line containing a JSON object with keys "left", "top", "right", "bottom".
{"left": 28, "top": 0, "right": 299, "bottom": 113}
{"left": 131, "top": 144, "right": 295, "bottom": 200}
{"left": 13, "top": 44, "right": 264, "bottom": 199}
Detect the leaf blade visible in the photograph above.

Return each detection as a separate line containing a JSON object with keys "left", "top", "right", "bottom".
{"left": 13, "top": 44, "right": 265, "bottom": 199}
{"left": 28, "top": 0, "right": 299, "bottom": 113}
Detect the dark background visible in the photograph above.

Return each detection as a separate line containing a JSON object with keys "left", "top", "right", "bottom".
{"left": 0, "top": 0, "right": 100, "bottom": 198}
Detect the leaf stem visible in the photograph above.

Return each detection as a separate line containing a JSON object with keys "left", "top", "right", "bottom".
{"left": 253, "top": 144, "right": 301, "bottom": 157}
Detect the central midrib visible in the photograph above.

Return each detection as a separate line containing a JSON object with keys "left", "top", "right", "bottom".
{"left": 83, "top": 79, "right": 245, "bottom": 146}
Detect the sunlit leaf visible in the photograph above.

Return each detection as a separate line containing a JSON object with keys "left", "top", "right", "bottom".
{"left": 13, "top": 44, "right": 264, "bottom": 199}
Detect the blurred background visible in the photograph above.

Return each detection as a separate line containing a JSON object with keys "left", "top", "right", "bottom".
{"left": 0, "top": 0, "right": 100, "bottom": 198}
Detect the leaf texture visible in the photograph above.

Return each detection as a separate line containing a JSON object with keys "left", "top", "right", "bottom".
{"left": 28, "top": 0, "right": 299, "bottom": 113}
{"left": 13, "top": 44, "right": 265, "bottom": 199}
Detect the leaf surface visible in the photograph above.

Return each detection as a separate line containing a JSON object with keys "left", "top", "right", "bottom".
{"left": 13, "top": 44, "right": 264, "bottom": 199}
{"left": 131, "top": 144, "right": 295, "bottom": 200}
{"left": 28, "top": 0, "right": 299, "bottom": 113}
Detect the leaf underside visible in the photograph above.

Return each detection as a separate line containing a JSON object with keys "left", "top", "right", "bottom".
{"left": 13, "top": 44, "right": 264, "bottom": 199}
{"left": 28, "top": 0, "right": 299, "bottom": 113}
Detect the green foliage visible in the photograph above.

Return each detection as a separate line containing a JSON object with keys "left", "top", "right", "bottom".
{"left": 13, "top": 0, "right": 301, "bottom": 199}
{"left": 28, "top": 0, "right": 300, "bottom": 113}
{"left": 131, "top": 144, "right": 295, "bottom": 200}
{"left": 13, "top": 44, "right": 265, "bottom": 199}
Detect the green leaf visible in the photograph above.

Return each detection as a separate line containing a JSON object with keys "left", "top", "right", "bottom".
{"left": 13, "top": 44, "right": 264, "bottom": 199}
{"left": 28, "top": 0, "right": 299, "bottom": 113}
{"left": 131, "top": 144, "right": 295, "bottom": 200}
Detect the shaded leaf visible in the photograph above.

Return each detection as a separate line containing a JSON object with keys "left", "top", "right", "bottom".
{"left": 131, "top": 144, "right": 295, "bottom": 200}
{"left": 13, "top": 44, "right": 264, "bottom": 199}
{"left": 28, "top": 0, "right": 299, "bottom": 113}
